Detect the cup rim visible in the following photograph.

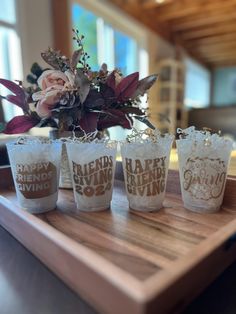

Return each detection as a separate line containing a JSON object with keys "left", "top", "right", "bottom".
{"left": 6, "top": 140, "right": 61, "bottom": 148}
{"left": 65, "top": 140, "right": 117, "bottom": 147}
{"left": 119, "top": 135, "right": 174, "bottom": 146}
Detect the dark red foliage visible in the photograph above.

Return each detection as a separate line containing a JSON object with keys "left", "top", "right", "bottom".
{"left": 83, "top": 89, "right": 105, "bottom": 109}
{"left": 4, "top": 115, "right": 39, "bottom": 134}
{"left": 106, "top": 72, "right": 139, "bottom": 102}
{"left": 98, "top": 109, "right": 132, "bottom": 130}
{"left": 79, "top": 112, "right": 99, "bottom": 133}
{"left": 0, "top": 79, "right": 28, "bottom": 112}
{"left": 115, "top": 72, "right": 139, "bottom": 102}
{"left": 106, "top": 71, "right": 116, "bottom": 90}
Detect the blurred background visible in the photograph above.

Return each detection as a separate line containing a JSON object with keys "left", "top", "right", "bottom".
{"left": 0, "top": 0, "right": 236, "bottom": 167}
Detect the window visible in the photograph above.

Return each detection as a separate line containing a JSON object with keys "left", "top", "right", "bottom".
{"left": 71, "top": 3, "right": 139, "bottom": 75}
{"left": 213, "top": 67, "right": 236, "bottom": 106}
{"left": 0, "top": 0, "right": 23, "bottom": 122}
{"left": 72, "top": 5, "right": 98, "bottom": 70}
{"left": 184, "top": 58, "right": 210, "bottom": 108}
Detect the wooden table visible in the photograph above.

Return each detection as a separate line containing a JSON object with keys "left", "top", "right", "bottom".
{"left": 1, "top": 224, "right": 236, "bottom": 314}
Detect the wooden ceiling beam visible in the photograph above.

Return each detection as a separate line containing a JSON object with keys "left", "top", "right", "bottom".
{"left": 109, "top": 0, "right": 236, "bottom": 67}
{"left": 109, "top": 0, "right": 171, "bottom": 39}
{"left": 202, "top": 56, "right": 236, "bottom": 64}
{"left": 180, "top": 23, "right": 236, "bottom": 40}
{"left": 199, "top": 48, "right": 236, "bottom": 55}
{"left": 151, "top": 0, "right": 236, "bottom": 22}
{"left": 211, "top": 60, "right": 236, "bottom": 67}
{"left": 184, "top": 33, "right": 236, "bottom": 49}
{"left": 172, "top": 11, "right": 236, "bottom": 32}
{"left": 194, "top": 42, "right": 236, "bottom": 53}
{"left": 141, "top": 0, "right": 175, "bottom": 9}
{"left": 113, "top": 0, "right": 212, "bottom": 68}
{"left": 202, "top": 53, "right": 236, "bottom": 61}
{"left": 196, "top": 53, "right": 236, "bottom": 62}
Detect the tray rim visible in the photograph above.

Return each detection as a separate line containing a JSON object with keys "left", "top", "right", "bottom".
{"left": 1, "top": 165, "right": 236, "bottom": 313}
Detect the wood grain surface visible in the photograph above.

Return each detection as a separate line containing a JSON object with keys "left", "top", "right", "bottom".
{"left": 0, "top": 225, "right": 97, "bottom": 314}
{"left": 1, "top": 165, "right": 236, "bottom": 314}
{"left": 1, "top": 223, "right": 236, "bottom": 314}
{"left": 2, "top": 175, "right": 236, "bottom": 281}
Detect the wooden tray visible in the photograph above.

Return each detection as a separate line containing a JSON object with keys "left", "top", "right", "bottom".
{"left": 1, "top": 164, "right": 236, "bottom": 314}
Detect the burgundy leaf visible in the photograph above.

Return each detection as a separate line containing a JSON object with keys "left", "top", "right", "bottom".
{"left": 79, "top": 112, "right": 98, "bottom": 133}
{"left": 106, "top": 71, "right": 116, "bottom": 90}
{"left": 120, "top": 107, "right": 144, "bottom": 116}
{"left": 98, "top": 115, "right": 132, "bottom": 130}
{"left": 98, "top": 109, "right": 133, "bottom": 130}
{"left": 4, "top": 115, "right": 39, "bottom": 134}
{"left": 99, "top": 84, "right": 116, "bottom": 106}
{"left": 131, "top": 74, "right": 158, "bottom": 99}
{"left": 115, "top": 72, "right": 139, "bottom": 101}
{"left": 0, "top": 79, "right": 24, "bottom": 97}
{"left": 0, "top": 78, "right": 28, "bottom": 111}
{"left": 6, "top": 95, "right": 25, "bottom": 109}
{"left": 83, "top": 90, "right": 104, "bottom": 109}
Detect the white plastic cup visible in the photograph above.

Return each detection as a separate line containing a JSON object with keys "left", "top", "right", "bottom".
{"left": 120, "top": 135, "right": 173, "bottom": 212}
{"left": 6, "top": 140, "right": 62, "bottom": 213}
{"left": 177, "top": 130, "right": 233, "bottom": 213}
{"left": 66, "top": 141, "right": 117, "bottom": 211}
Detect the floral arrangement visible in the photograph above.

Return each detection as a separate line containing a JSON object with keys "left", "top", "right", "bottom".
{"left": 0, "top": 29, "right": 157, "bottom": 135}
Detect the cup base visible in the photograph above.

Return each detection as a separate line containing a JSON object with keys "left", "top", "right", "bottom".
{"left": 23, "top": 205, "right": 56, "bottom": 214}
{"left": 76, "top": 205, "right": 110, "bottom": 212}
{"left": 129, "top": 204, "right": 163, "bottom": 212}
{"left": 59, "top": 183, "right": 73, "bottom": 189}
{"left": 183, "top": 202, "right": 221, "bottom": 214}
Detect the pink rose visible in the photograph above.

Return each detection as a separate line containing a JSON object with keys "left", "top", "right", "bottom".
{"left": 33, "top": 70, "right": 76, "bottom": 118}
{"left": 38, "top": 70, "right": 69, "bottom": 90}
{"left": 35, "top": 87, "right": 62, "bottom": 118}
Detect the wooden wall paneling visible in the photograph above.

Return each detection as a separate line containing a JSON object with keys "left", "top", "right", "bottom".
{"left": 212, "top": 60, "right": 236, "bottom": 67}
{"left": 172, "top": 11, "right": 236, "bottom": 32}
{"left": 180, "top": 22, "right": 236, "bottom": 41}
{"left": 184, "top": 33, "right": 236, "bottom": 49}
{"left": 141, "top": 0, "right": 175, "bottom": 9}
{"left": 110, "top": 0, "right": 171, "bottom": 40}
{"left": 148, "top": 0, "right": 236, "bottom": 22}
{"left": 51, "top": 0, "right": 72, "bottom": 57}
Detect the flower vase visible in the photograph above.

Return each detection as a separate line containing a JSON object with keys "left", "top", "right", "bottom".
{"left": 49, "top": 130, "right": 79, "bottom": 189}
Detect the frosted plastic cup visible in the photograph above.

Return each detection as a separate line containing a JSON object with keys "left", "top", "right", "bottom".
{"left": 176, "top": 128, "right": 233, "bottom": 213}
{"left": 120, "top": 135, "right": 174, "bottom": 212}
{"left": 6, "top": 139, "right": 62, "bottom": 214}
{"left": 66, "top": 141, "right": 117, "bottom": 211}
